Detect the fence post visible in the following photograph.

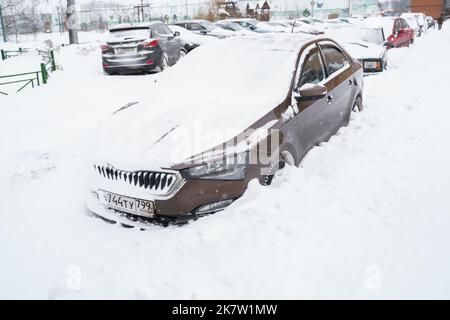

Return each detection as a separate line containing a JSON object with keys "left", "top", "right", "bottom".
{"left": 50, "top": 50, "right": 56, "bottom": 71}
{"left": 1, "top": 49, "right": 5, "bottom": 60}
{"left": 40, "top": 63, "right": 47, "bottom": 84}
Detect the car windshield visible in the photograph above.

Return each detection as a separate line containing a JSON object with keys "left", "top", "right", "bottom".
{"left": 356, "top": 28, "right": 385, "bottom": 45}
{"left": 199, "top": 21, "right": 217, "bottom": 32}
{"left": 109, "top": 28, "right": 149, "bottom": 38}
{"left": 219, "top": 22, "right": 243, "bottom": 31}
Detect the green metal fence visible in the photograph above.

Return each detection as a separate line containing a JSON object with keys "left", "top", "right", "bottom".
{"left": 1, "top": 47, "right": 29, "bottom": 60}
{"left": 0, "top": 50, "right": 56, "bottom": 96}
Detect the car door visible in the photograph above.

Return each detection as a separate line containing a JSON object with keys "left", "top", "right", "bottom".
{"left": 160, "top": 24, "right": 180, "bottom": 63}
{"left": 293, "top": 43, "right": 330, "bottom": 155}
{"left": 318, "top": 41, "right": 354, "bottom": 133}
{"left": 154, "top": 23, "right": 177, "bottom": 64}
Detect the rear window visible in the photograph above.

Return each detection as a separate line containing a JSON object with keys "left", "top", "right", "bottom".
{"left": 110, "top": 28, "right": 149, "bottom": 39}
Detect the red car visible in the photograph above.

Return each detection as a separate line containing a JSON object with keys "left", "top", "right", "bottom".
{"left": 366, "top": 17, "right": 415, "bottom": 49}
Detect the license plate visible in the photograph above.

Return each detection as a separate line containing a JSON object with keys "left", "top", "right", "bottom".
{"left": 364, "top": 61, "right": 379, "bottom": 70}
{"left": 99, "top": 190, "right": 154, "bottom": 217}
{"left": 115, "top": 47, "right": 136, "bottom": 55}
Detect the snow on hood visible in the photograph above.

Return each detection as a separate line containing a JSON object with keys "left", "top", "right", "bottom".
{"left": 87, "top": 34, "right": 313, "bottom": 171}
{"left": 325, "top": 28, "right": 385, "bottom": 60}
{"left": 341, "top": 41, "right": 384, "bottom": 60}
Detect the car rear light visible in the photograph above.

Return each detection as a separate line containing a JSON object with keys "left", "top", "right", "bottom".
{"left": 101, "top": 44, "right": 110, "bottom": 51}
{"left": 145, "top": 59, "right": 154, "bottom": 65}
{"left": 143, "top": 39, "right": 159, "bottom": 48}
{"left": 102, "top": 63, "right": 109, "bottom": 68}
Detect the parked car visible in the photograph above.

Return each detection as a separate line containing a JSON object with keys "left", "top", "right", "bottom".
{"left": 215, "top": 21, "right": 255, "bottom": 35}
{"left": 168, "top": 25, "right": 219, "bottom": 53}
{"left": 85, "top": 34, "right": 363, "bottom": 227}
{"left": 254, "top": 21, "right": 289, "bottom": 33}
{"left": 327, "top": 26, "right": 388, "bottom": 73}
{"left": 173, "top": 20, "right": 227, "bottom": 38}
{"left": 276, "top": 19, "right": 324, "bottom": 35}
{"left": 400, "top": 13, "right": 422, "bottom": 37}
{"left": 101, "top": 22, "right": 182, "bottom": 74}
{"left": 365, "top": 17, "right": 414, "bottom": 48}
{"left": 225, "top": 18, "right": 271, "bottom": 33}
{"left": 402, "top": 12, "right": 428, "bottom": 34}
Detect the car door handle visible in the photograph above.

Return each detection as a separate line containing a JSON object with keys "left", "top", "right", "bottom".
{"left": 327, "top": 95, "right": 333, "bottom": 105}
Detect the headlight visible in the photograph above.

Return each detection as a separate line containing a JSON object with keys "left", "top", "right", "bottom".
{"left": 181, "top": 153, "right": 248, "bottom": 180}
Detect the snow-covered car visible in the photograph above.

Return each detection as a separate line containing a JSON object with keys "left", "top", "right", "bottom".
{"left": 101, "top": 22, "right": 182, "bottom": 74}
{"left": 168, "top": 25, "right": 219, "bottom": 53}
{"left": 85, "top": 34, "right": 363, "bottom": 227}
{"left": 173, "top": 20, "right": 227, "bottom": 38}
{"left": 225, "top": 18, "right": 271, "bottom": 33}
{"left": 402, "top": 12, "right": 428, "bottom": 34}
{"left": 276, "top": 19, "right": 324, "bottom": 35}
{"left": 365, "top": 16, "right": 415, "bottom": 48}
{"left": 215, "top": 21, "right": 255, "bottom": 35}
{"left": 426, "top": 16, "right": 435, "bottom": 28}
{"left": 400, "top": 13, "right": 423, "bottom": 37}
{"left": 295, "top": 18, "right": 327, "bottom": 33}
{"left": 326, "top": 27, "right": 388, "bottom": 73}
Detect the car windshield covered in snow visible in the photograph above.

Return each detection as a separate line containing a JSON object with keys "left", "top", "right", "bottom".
{"left": 109, "top": 27, "right": 150, "bottom": 39}
{"left": 198, "top": 21, "right": 217, "bottom": 32}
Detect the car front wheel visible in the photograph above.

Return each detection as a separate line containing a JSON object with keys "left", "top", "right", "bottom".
{"left": 352, "top": 95, "right": 363, "bottom": 113}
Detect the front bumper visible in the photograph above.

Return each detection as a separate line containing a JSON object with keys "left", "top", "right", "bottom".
{"left": 85, "top": 166, "right": 249, "bottom": 226}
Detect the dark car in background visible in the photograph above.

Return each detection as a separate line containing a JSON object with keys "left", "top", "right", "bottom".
{"left": 173, "top": 20, "right": 226, "bottom": 38}
{"left": 366, "top": 17, "right": 414, "bottom": 49}
{"left": 101, "top": 22, "right": 182, "bottom": 74}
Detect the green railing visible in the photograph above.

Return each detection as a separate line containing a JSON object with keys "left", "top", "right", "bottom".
{"left": 0, "top": 50, "right": 56, "bottom": 96}
{"left": 1, "top": 47, "right": 29, "bottom": 60}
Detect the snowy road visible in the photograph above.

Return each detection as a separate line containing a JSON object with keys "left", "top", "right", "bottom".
{"left": 1, "top": 26, "right": 450, "bottom": 299}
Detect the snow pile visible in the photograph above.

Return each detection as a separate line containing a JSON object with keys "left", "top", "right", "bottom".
{"left": 1, "top": 25, "right": 450, "bottom": 299}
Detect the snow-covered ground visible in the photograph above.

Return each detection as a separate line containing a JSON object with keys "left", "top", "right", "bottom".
{"left": 1, "top": 25, "right": 450, "bottom": 299}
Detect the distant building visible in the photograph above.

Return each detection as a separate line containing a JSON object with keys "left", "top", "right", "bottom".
{"left": 410, "top": 0, "right": 446, "bottom": 18}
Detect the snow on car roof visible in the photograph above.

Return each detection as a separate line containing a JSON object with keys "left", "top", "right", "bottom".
{"left": 109, "top": 22, "right": 159, "bottom": 31}
{"left": 89, "top": 34, "right": 315, "bottom": 169}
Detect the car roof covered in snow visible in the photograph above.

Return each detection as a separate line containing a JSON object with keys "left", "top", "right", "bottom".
{"left": 109, "top": 22, "right": 160, "bottom": 31}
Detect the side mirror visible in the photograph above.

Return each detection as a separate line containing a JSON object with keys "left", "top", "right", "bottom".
{"left": 200, "top": 30, "right": 207, "bottom": 34}
{"left": 295, "top": 84, "right": 327, "bottom": 102}
{"left": 174, "top": 31, "right": 180, "bottom": 37}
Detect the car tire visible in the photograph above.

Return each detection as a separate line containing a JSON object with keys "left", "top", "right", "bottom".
{"left": 352, "top": 95, "right": 363, "bottom": 113}
{"left": 160, "top": 54, "right": 169, "bottom": 72}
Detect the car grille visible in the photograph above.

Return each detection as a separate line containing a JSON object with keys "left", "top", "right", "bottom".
{"left": 94, "top": 165, "right": 177, "bottom": 193}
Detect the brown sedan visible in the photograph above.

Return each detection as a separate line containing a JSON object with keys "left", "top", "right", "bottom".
{"left": 84, "top": 34, "right": 363, "bottom": 227}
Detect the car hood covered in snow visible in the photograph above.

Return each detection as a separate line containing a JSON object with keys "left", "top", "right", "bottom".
{"left": 86, "top": 34, "right": 314, "bottom": 171}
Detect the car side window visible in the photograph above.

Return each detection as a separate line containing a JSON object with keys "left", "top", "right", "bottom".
{"left": 161, "top": 24, "right": 174, "bottom": 36}
{"left": 190, "top": 24, "right": 203, "bottom": 31}
{"left": 298, "top": 48, "right": 325, "bottom": 88}
{"left": 155, "top": 24, "right": 170, "bottom": 36}
{"left": 320, "top": 45, "right": 348, "bottom": 76}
